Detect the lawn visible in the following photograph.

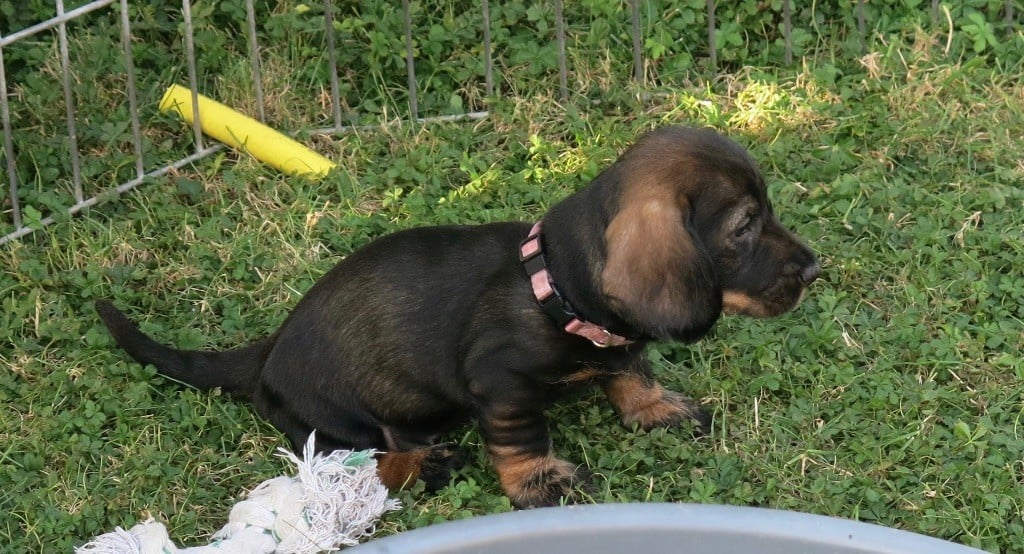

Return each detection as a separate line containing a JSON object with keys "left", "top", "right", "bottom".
{"left": 2, "top": 3, "right": 1023, "bottom": 552}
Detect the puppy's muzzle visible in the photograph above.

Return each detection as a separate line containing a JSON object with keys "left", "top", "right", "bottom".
{"left": 798, "top": 262, "right": 821, "bottom": 285}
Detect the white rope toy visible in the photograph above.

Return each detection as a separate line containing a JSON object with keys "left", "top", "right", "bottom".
{"left": 77, "top": 432, "right": 400, "bottom": 553}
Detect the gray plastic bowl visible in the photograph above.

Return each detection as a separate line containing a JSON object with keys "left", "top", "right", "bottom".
{"left": 350, "top": 503, "right": 984, "bottom": 554}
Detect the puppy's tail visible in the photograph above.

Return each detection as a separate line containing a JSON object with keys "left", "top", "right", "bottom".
{"left": 95, "top": 299, "right": 271, "bottom": 398}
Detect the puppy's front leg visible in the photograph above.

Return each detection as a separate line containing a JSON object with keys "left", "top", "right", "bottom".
{"left": 603, "top": 359, "right": 710, "bottom": 432}
{"left": 480, "top": 403, "right": 590, "bottom": 509}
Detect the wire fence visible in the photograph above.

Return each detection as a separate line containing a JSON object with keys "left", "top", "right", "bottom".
{"left": 1, "top": 0, "right": 1020, "bottom": 245}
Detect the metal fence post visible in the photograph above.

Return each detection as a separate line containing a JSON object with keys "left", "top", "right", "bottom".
{"left": 402, "top": 0, "right": 419, "bottom": 121}
{"left": 554, "top": 0, "right": 568, "bottom": 101}
{"left": 245, "top": 0, "right": 267, "bottom": 123}
{"left": 630, "top": 0, "right": 643, "bottom": 84}
{"left": 119, "top": 0, "right": 145, "bottom": 180}
{"left": 181, "top": 0, "right": 205, "bottom": 151}
{"left": 482, "top": 0, "right": 494, "bottom": 97}
{"left": 857, "top": 0, "right": 866, "bottom": 53}
{"left": 56, "top": 0, "right": 84, "bottom": 205}
{"left": 707, "top": 0, "right": 717, "bottom": 71}
{"left": 1005, "top": 0, "right": 1016, "bottom": 36}
{"left": 783, "top": 0, "right": 792, "bottom": 64}
{"left": 0, "top": 40, "right": 21, "bottom": 234}
{"left": 324, "top": 0, "right": 344, "bottom": 131}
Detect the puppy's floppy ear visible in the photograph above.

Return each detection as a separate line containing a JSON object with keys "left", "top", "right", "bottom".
{"left": 601, "top": 190, "right": 721, "bottom": 341}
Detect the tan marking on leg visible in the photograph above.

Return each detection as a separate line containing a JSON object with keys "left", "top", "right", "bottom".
{"left": 604, "top": 373, "right": 703, "bottom": 430}
{"left": 557, "top": 367, "right": 602, "bottom": 385}
{"left": 376, "top": 450, "right": 428, "bottom": 490}
{"left": 489, "top": 445, "right": 551, "bottom": 496}
{"left": 488, "top": 445, "right": 584, "bottom": 508}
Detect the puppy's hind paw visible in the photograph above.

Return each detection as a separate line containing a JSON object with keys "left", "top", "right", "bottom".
{"left": 419, "top": 442, "right": 469, "bottom": 492}
{"left": 376, "top": 443, "right": 468, "bottom": 492}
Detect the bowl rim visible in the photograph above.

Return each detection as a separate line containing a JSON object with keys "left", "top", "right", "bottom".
{"left": 350, "top": 503, "right": 985, "bottom": 554}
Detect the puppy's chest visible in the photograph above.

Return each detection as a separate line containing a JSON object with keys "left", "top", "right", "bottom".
{"left": 556, "top": 366, "right": 607, "bottom": 386}
{"left": 512, "top": 335, "right": 644, "bottom": 391}
{"left": 548, "top": 354, "right": 635, "bottom": 387}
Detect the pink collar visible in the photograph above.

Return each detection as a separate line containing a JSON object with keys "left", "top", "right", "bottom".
{"left": 520, "top": 222, "right": 633, "bottom": 348}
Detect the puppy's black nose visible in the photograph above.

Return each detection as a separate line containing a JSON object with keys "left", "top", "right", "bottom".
{"left": 800, "top": 262, "right": 821, "bottom": 285}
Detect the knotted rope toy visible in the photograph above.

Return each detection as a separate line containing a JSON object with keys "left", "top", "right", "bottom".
{"left": 77, "top": 432, "right": 399, "bottom": 553}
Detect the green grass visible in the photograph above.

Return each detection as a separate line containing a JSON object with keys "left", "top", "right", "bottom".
{"left": 3, "top": 7, "right": 1024, "bottom": 553}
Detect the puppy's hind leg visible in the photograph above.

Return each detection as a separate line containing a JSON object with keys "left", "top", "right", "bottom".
{"left": 376, "top": 444, "right": 468, "bottom": 492}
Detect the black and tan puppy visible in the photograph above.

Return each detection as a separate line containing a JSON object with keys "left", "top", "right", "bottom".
{"left": 97, "top": 126, "right": 819, "bottom": 508}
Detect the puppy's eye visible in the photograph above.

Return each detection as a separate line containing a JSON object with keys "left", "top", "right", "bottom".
{"left": 735, "top": 218, "right": 754, "bottom": 237}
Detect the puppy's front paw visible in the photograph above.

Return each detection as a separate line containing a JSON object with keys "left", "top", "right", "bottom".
{"left": 492, "top": 450, "right": 592, "bottom": 509}
{"left": 513, "top": 458, "right": 592, "bottom": 509}
{"left": 605, "top": 375, "right": 710, "bottom": 433}
{"left": 632, "top": 389, "right": 710, "bottom": 433}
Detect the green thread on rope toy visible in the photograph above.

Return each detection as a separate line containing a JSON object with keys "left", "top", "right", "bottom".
{"left": 343, "top": 450, "right": 374, "bottom": 467}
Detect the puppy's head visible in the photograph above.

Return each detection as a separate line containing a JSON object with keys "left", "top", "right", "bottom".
{"left": 600, "top": 126, "right": 820, "bottom": 342}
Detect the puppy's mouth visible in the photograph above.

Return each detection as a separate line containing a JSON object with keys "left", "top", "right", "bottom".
{"left": 722, "top": 258, "right": 820, "bottom": 318}
{"left": 721, "top": 284, "right": 809, "bottom": 318}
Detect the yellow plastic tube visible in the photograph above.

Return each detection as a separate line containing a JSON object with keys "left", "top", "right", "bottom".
{"left": 159, "top": 84, "right": 335, "bottom": 177}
